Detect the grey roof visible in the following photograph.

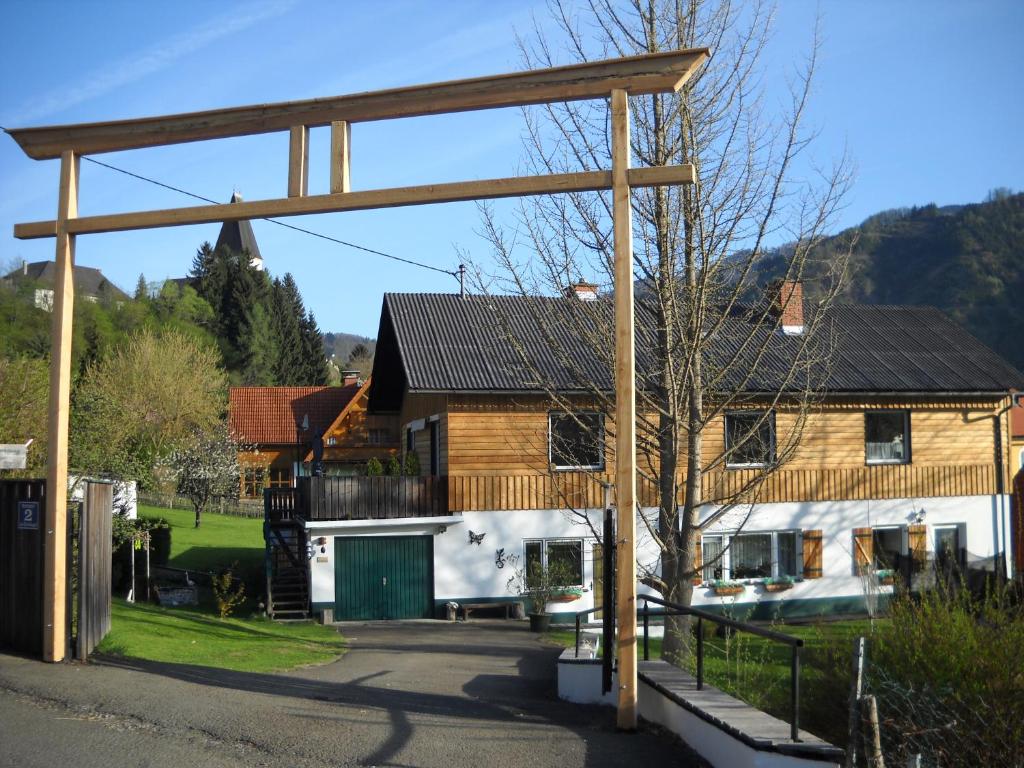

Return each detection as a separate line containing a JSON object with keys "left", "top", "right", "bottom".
{"left": 214, "top": 191, "right": 262, "bottom": 262}
{"left": 369, "top": 293, "right": 1023, "bottom": 403}
{"left": 3, "top": 261, "right": 129, "bottom": 301}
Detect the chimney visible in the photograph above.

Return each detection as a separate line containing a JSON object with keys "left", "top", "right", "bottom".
{"left": 342, "top": 370, "right": 360, "bottom": 387}
{"left": 564, "top": 281, "right": 599, "bottom": 302}
{"left": 771, "top": 280, "right": 804, "bottom": 335}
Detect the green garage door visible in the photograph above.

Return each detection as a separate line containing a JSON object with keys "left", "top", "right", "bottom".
{"left": 334, "top": 536, "right": 434, "bottom": 620}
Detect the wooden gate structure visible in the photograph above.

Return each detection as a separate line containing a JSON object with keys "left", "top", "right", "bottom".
{"left": 0, "top": 479, "right": 111, "bottom": 660}
{"left": 5, "top": 49, "right": 709, "bottom": 728}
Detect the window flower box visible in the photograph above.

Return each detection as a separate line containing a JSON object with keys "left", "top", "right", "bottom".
{"left": 547, "top": 588, "right": 583, "bottom": 604}
{"left": 762, "top": 576, "right": 795, "bottom": 593}
{"left": 876, "top": 569, "right": 895, "bottom": 586}
{"left": 711, "top": 580, "right": 745, "bottom": 596}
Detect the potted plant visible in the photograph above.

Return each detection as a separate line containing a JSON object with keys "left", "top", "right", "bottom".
{"left": 876, "top": 568, "right": 895, "bottom": 586}
{"left": 711, "top": 579, "right": 745, "bottom": 596}
{"left": 548, "top": 586, "right": 584, "bottom": 603}
{"left": 762, "top": 575, "right": 795, "bottom": 593}
{"left": 507, "top": 556, "right": 578, "bottom": 632}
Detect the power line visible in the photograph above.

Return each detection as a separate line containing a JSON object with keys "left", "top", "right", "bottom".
{"left": 74, "top": 154, "right": 461, "bottom": 279}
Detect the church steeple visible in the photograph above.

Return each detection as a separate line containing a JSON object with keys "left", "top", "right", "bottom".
{"left": 215, "top": 191, "right": 264, "bottom": 271}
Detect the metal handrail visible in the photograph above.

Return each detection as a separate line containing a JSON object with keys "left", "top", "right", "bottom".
{"left": 574, "top": 595, "right": 804, "bottom": 742}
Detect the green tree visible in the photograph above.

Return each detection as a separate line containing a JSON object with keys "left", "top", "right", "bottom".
{"left": 72, "top": 329, "right": 227, "bottom": 486}
{"left": 0, "top": 357, "right": 48, "bottom": 476}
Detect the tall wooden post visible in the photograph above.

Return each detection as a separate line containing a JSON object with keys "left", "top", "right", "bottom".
{"left": 44, "top": 150, "right": 79, "bottom": 662}
{"left": 611, "top": 87, "right": 637, "bottom": 729}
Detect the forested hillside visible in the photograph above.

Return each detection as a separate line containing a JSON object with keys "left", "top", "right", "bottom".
{"left": 759, "top": 190, "right": 1024, "bottom": 370}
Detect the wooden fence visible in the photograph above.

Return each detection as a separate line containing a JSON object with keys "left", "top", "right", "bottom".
{"left": 75, "top": 481, "right": 112, "bottom": 660}
{"left": 0, "top": 480, "right": 46, "bottom": 657}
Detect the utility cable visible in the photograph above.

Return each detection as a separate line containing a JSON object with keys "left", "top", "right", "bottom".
{"left": 74, "top": 154, "right": 461, "bottom": 279}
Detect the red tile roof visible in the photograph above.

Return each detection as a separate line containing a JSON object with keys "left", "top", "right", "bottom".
{"left": 229, "top": 386, "right": 359, "bottom": 445}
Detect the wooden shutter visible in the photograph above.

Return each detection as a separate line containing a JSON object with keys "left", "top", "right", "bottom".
{"left": 802, "top": 529, "right": 823, "bottom": 579}
{"left": 692, "top": 536, "right": 703, "bottom": 584}
{"left": 853, "top": 527, "right": 873, "bottom": 574}
{"left": 908, "top": 523, "right": 927, "bottom": 572}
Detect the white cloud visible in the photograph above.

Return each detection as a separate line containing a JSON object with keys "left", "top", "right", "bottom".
{"left": 2, "top": 0, "right": 298, "bottom": 127}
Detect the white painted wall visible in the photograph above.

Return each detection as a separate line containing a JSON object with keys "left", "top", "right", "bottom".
{"left": 688, "top": 494, "right": 1010, "bottom": 611}
{"left": 305, "top": 493, "right": 1009, "bottom": 615}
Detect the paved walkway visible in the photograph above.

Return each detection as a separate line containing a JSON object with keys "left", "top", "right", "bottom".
{"left": 0, "top": 621, "right": 704, "bottom": 768}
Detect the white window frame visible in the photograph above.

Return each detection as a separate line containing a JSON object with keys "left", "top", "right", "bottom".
{"left": 864, "top": 410, "right": 911, "bottom": 465}
{"left": 548, "top": 411, "right": 605, "bottom": 471}
{"left": 523, "top": 537, "right": 585, "bottom": 587}
{"left": 724, "top": 410, "right": 776, "bottom": 469}
{"left": 701, "top": 529, "right": 802, "bottom": 582}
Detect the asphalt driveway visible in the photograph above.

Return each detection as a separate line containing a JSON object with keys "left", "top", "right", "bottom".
{"left": 0, "top": 620, "right": 703, "bottom": 768}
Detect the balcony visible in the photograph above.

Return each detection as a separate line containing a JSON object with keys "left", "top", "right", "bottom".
{"left": 265, "top": 475, "right": 450, "bottom": 524}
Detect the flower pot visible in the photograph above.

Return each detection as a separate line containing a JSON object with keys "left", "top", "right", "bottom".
{"left": 529, "top": 613, "right": 552, "bottom": 633}
{"left": 764, "top": 582, "right": 793, "bottom": 593}
{"left": 878, "top": 576, "right": 895, "bottom": 586}
{"left": 713, "top": 586, "right": 744, "bottom": 596}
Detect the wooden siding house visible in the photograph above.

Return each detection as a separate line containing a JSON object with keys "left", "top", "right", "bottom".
{"left": 229, "top": 383, "right": 359, "bottom": 498}
{"left": 284, "top": 288, "right": 1022, "bottom": 622}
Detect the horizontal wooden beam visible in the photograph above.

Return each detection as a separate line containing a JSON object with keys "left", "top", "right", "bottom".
{"left": 4, "top": 49, "right": 709, "bottom": 160}
{"left": 14, "top": 164, "right": 694, "bottom": 239}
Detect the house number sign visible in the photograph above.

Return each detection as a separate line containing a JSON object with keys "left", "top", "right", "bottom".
{"left": 17, "top": 501, "right": 40, "bottom": 530}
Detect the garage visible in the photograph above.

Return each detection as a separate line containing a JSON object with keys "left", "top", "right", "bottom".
{"left": 334, "top": 536, "right": 434, "bottom": 620}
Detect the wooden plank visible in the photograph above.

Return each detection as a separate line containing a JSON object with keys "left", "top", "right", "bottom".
{"left": 43, "top": 151, "right": 78, "bottom": 663}
{"left": 14, "top": 164, "right": 696, "bottom": 240}
{"left": 288, "top": 125, "right": 309, "bottom": 198}
{"left": 6, "top": 49, "right": 709, "bottom": 160}
{"left": 331, "top": 121, "right": 351, "bottom": 194}
{"left": 611, "top": 87, "right": 637, "bottom": 731}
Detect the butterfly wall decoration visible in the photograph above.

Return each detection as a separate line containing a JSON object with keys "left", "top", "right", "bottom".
{"left": 468, "top": 530, "right": 486, "bottom": 545}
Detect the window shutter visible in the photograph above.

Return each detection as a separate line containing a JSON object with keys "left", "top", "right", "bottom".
{"left": 908, "top": 523, "right": 927, "bottom": 572}
{"left": 802, "top": 529, "right": 823, "bottom": 579}
{"left": 853, "top": 527, "right": 873, "bottom": 574}
{"left": 692, "top": 536, "right": 703, "bottom": 585}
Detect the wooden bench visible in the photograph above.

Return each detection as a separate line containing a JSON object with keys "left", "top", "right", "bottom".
{"left": 460, "top": 601, "right": 523, "bottom": 620}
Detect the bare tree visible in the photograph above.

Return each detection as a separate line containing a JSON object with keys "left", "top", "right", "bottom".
{"left": 473, "top": 0, "right": 853, "bottom": 662}
{"left": 160, "top": 423, "right": 241, "bottom": 528}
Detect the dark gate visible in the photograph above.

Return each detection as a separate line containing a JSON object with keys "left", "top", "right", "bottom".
{"left": 0, "top": 479, "right": 47, "bottom": 657}
{"left": 334, "top": 536, "right": 433, "bottom": 620}
{"left": 74, "top": 481, "right": 112, "bottom": 659}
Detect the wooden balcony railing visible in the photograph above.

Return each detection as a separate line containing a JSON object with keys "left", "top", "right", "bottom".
{"left": 266, "top": 464, "right": 999, "bottom": 520}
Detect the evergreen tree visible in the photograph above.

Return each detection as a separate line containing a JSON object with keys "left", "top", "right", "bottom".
{"left": 134, "top": 274, "right": 148, "bottom": 300}
{"left": 300, "top": 310, "right": 331, "bottom": 385}
{"left": 271, "top": 275, "right": 305, "bottom": 384}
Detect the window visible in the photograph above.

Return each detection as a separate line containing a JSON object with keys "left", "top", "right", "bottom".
{"left": 934, "top": 526, "right": 962, "bottom": 572}
{"left": 872, "top": 527, "right": 903, "bottom": 570}
{"left": 368, "top": 428, "right": 390, "bottom": 445}
{"left": 429, "top": 421, "right": 439, "bottom": 476}
{"left": 242, "top": 467, "right": 265, "bottom": 498}
{"left": 325, "top": 436, "right": 337, "bottom": 446}
{"left": 549, "top": 412, "right": 604, "bottom": 470}
{"left": 268, "top": 467, "right": 292, "bottom": 488}
{"left": 725, "top": 411, "right": 776, "bottom": 468}
{"left": 406, "top": 428, "right": 414, "bottom": 452}
{"left": 702, "top": 535, "right": 723, "bottom": 581}
{"left": 731, "top": 533, "right": 772, "bottom": 578}
{"left": 523, "top": 538, "right": 584, "bottom": 586}
{"left": 865, "top": 411, "right": 910, "bottom": 464}
{"left": 701, "top": 530, "right": 801, "bottom": 581}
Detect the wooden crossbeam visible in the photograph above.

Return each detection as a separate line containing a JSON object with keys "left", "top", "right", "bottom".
{"left": 14, "top": 164, "right": 694, "bottom": 239}
{"left": 4, "top": 49, "right": 708, "bottom": 160}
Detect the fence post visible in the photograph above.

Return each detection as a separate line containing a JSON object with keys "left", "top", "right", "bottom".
{"left": 845, "top": 636, "right": 867, "bottom": 768}
{"left": 575, "top": 614, "right": 581, "bottom": 658}
{"left": 696, "top": 616, "right": 704, "bottom": 690}
{"left": 791, "top": 643, "right": 801, "bottom": 742}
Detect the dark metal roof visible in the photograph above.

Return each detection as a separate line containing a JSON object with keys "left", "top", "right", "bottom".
{"left": 214, "top": 192, "right": 262, "bottom": 262}
{"left": 3, "top": 260, "right": 129, "bottom": 300}
{"left": 372, "top": 293, "right": 1023, "bottom": 400}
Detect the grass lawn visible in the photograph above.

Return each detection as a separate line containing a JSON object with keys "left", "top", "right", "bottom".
{"left": 98, "top": 598, "right": 346, "bottom": 672}
{"left": 550, "top": 616, "right": 879, "bottom": 743}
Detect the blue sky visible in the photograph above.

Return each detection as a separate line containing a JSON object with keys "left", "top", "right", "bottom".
{"left": 1, "top": 0, "right": 1021, "bottom": 337}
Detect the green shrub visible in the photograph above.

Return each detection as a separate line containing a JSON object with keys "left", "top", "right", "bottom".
{"left": 212, "top": 562, "right": 246, "bottom": 619}
{"left": 365, "top": 457, "right": 383, "bottom": 476}
{"left": 384, "top": 456, "right": 401, "bottom": 476}
{"left": 402, "top": 451, "right": 420, "bottom": 476}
